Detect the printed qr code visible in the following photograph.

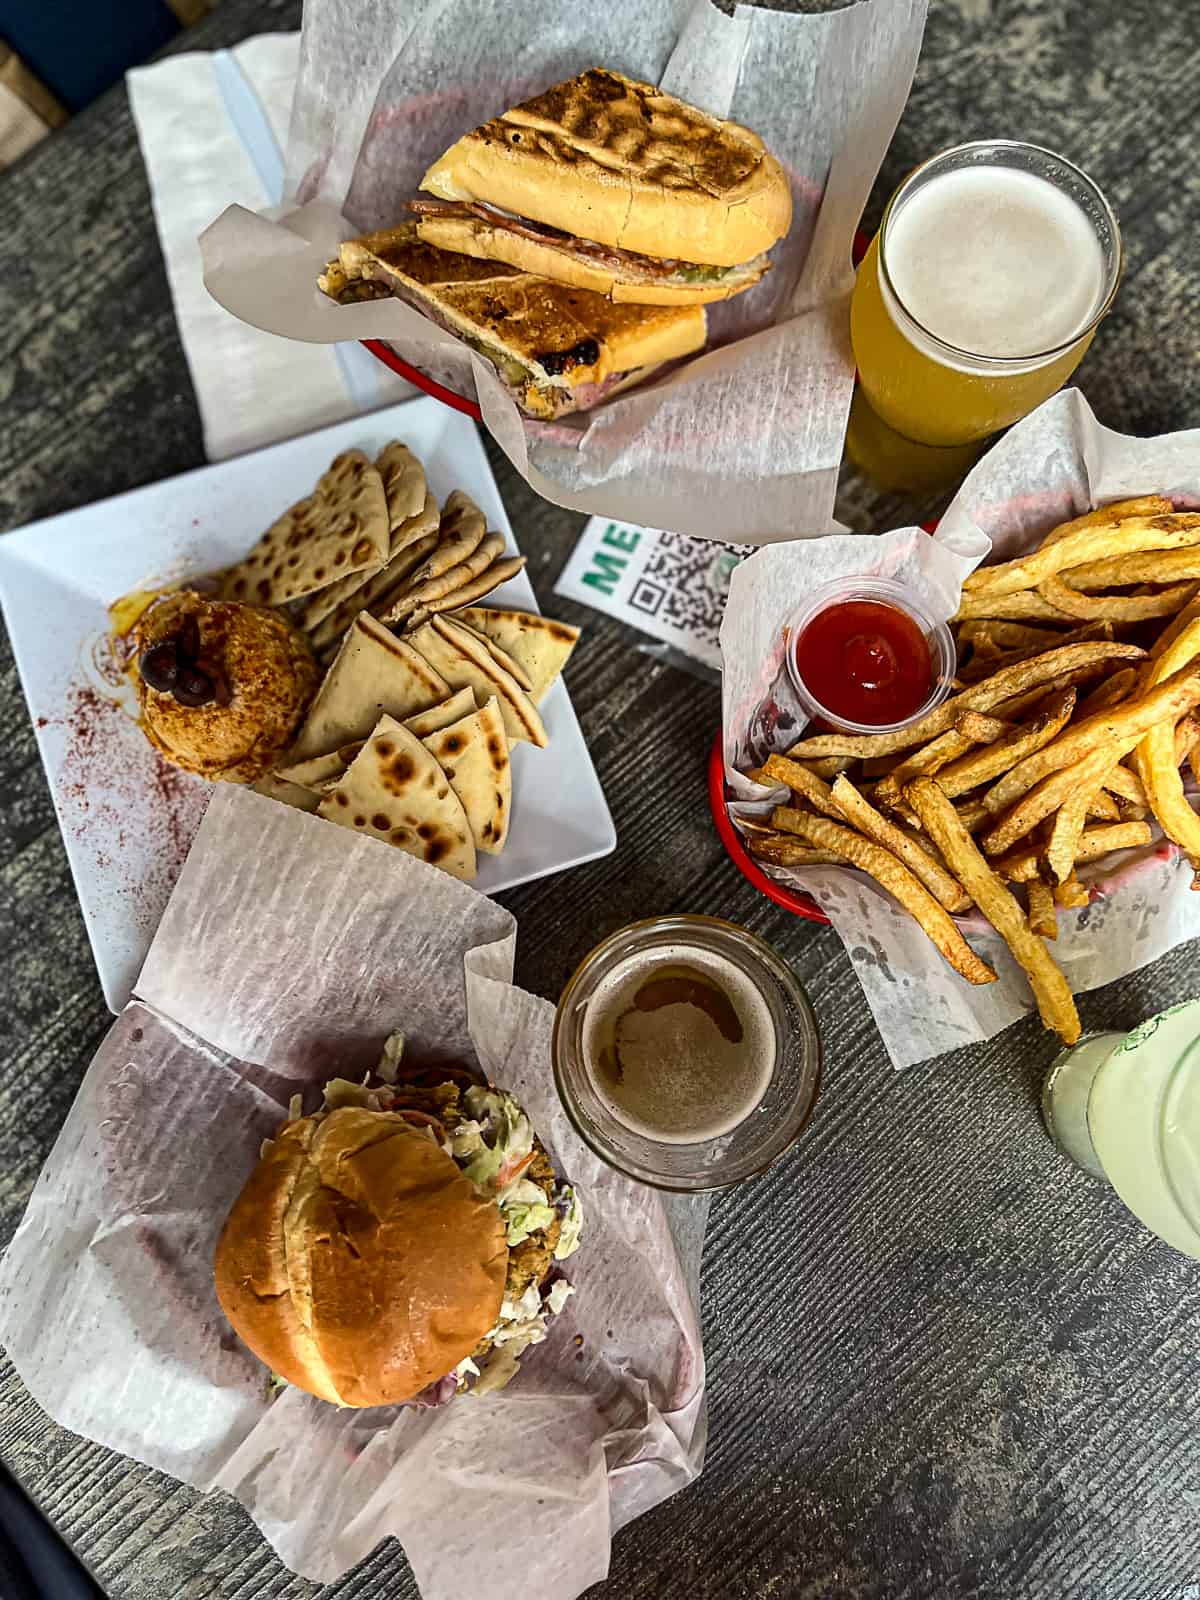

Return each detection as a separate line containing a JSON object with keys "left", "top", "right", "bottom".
{"left": 630, "top": 532, "right": 750, "bottom": 646}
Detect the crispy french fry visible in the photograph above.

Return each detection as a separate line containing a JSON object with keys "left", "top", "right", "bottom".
{"left": 995, "top": 821, "right": 1153, "bottom": 882}
{"left": 955, "top": 799, "right": 991, "bottom": 832}
{"left": 1150, "top": 599, "right": 1200, "bottom": 662}
{"left": 1088, "top": 790, "right": 1122, "bottom": 822}
{"left": 1027, "top": 880, "right": 1058, "bottom": 939}
{"left": 747, "top": 838, "right": 844, "bottom": 868}
{"left": 786, "top": 642, "right": 1143, "bottom": 761}
{"left": 906, "top": 778, "right": 1079, "bottom": 1042}
{"left": 982, "top": 657, "right": 1200, "bottom": 816}
{"left": 1054, "top": 874, "right": 1090, "bottom": 909}
{"left": 1100, "top": 763, "right": 1146, "bottom": 805}
{"left": 1035, "top": 572, "right": 1199, "bottom": 622}
{"left": 873, "top": 731, "right": 975, "bottom": 812}
{"left": 960, "top": 514, "right": 1200, "bottom": 601}
{"left": 934, "top": 689, "right": 1076, "bottom": 800}
{"left": 806, "top": 756, "right": 855, "bottom": 781}
{"left": 778, "top": 812, "right": 995, "bottom": 985}
{"left": 1076, "top": 667, "right": 1137, "bottom": 718}
{"left": 1135, "top": 620, "right": 1200, "bottom": 870}
{"left": 980, "top": 738, "right": 1148, "bottom": 857}
{"left": 1038, "top": 496, "right": 1175, "bottom": 547}
{"left": 958, "top": 621, "right": 1113, "bottom": 683}
{"left": 1043, "top": 774, "right": 1106, "bottom": 886}
{"left": 955, "top": 710, "right": 1011, "bottom": 743}
{"left": 1175, "top": 711, "right": 1200, "bottom": 764}
{"left": 733, "top": 816, "right": 780, "bottom": 836}
{"left": 1062, "top": 547, "right": 1200, "bottom": 590}
{"left": 829, "top": 775, "right": 970, "bottom": 913}
{"left": 954, "top": 588, "right": 1079, "bottom": 623}
{"left": 959, "top": 619, "right": 1072, "bottom": 652}
{"left": 762, "top": 754, "right": 842, "bottom": 818}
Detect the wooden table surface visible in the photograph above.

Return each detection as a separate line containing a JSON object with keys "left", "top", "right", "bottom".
{"left": 1, "top": 3, "right": 1198, "bottom": 1597}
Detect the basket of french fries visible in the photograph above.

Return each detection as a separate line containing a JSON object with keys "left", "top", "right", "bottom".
{"left": 718, "top": 390, "right": 1200, "bottom": 1067}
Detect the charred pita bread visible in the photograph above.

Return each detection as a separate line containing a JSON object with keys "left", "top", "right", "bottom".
{"left": 277, "top": 741, "right": 366, "bottom": 791}
{"left": 279, "top": 691, "right": 477, "bottom": 790}
{"left": 305, "top": 503, "right": 439, "bottom": 643}
{"left": 384, "top": 532, "right": 506, "bottom": 621}
{"left": 375, "top": 441, "right": 427, "bottom": 537}
{"left": 405, "top": 555, "right": 527, "bottom": 630}
{"left": 404, "top": 687, "right": 477, "bottom": 738}
{"left": 451, "top": 620, "right": 535, "bottom": 692}
{"left": 251, "top": 772, "right": 322, "bottom": 813}
{"left": 456, "top": 607, "right": 579, "bottom": 705}
{"left": 221, "top": 450, "right": 388, "bottom": 606}
{"left": 408, "top": 492, "right": 487, "bottom": 585}
{"left": 406, "top": 618, "right": 548, "bottom": 747}
{"left": 423, "top": 697, "right": 511, "bottom": 854}
{"left": 288, "top": 612, "right": 449, "bottom": 763}
{"left": 318, "top": 715, "right": 476, "bottom": 880}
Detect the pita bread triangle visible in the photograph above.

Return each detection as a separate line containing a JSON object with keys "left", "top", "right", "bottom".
{"left": 456, "top": 607, "right": 579, "bottom": 705}
{"left": 302, "top": 491, "right": 439, "bottom": 639}
{"left": 406, "top": 617, "right": 548, "bottom": 747}
{"left": 318, "top": 715, "right": 476, "bottom": 880}
{"left": 222, "top": 450, "right": 389, "bottom": 606}
{"left": 451, "top": 619, "right": 534, "bottom": 692}
{"left": 404, "top": 687, "right": 477, "bottom": 738}
{"left": 287, "top": 611, "right": 450, "bottom": 763}
{"left": 423, "top": 696, "right": 511, "bottom": 854}
{"left": 278, "top": 689, "right": 476, "bottom": 790}
{"left": 376, "top": 441, "right": 427, "bottom": 534}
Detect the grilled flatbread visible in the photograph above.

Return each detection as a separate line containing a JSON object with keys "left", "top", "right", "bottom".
{"left": 375, "top": 441, "right": 427, "bottom": 535}
{"left": 318, "top": 716, "right": 476, "bottom": 880}
{"left": 288, "top": 612, "right": 449, "bottom": 763}
{"left": 221, "top": 451, "right": 388, "bottom": 606}
{"left": 406, "top": 617, "right": 547, "bottom": 747}
{"left": 456, "top": 608, "right": 579, "bottom": 704}
{"left": 307, "top": 507, "right": 439, "bottom": 647}
{"left": 404, "top": 687, "right": 477, "bottom": 738}
{"left": 423, "top": 697, "right": 511, "bottom": 854}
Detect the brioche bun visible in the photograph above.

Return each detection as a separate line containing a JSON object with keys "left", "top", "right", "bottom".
{"left": 213, "top": 1108, "right": 507, "bottom": 1407}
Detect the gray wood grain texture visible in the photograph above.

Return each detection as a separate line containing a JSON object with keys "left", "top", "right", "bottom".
{"left": 1, "top": 2, "right": 1199, "bottom": 1597}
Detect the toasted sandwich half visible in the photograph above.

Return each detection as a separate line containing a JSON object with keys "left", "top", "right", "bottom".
{"left": 413, "top": 68, "right": 792, "bottom": 306}
{"left": 318, "top": 224, "right": 706, "bottom": 419}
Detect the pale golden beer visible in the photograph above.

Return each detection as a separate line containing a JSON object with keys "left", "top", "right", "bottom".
{"left": 848, "top": 141, "right": 1121, "bottom": 489}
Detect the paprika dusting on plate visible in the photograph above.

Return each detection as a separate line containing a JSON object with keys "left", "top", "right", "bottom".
{"left": 794, "top": 598, "right": 933, "bottom": 727}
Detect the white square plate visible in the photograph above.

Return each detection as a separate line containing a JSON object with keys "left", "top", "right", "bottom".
{"left": 0, "top": 397, "right": 615, "bottom": 1012}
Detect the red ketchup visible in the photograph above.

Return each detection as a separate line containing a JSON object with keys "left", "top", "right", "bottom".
{"left": 794, "top": 599, "right": 933, "bottom": 727}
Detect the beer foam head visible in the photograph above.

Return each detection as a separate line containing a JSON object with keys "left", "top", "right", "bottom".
{"left": 883, "top": 165, "right": 1108, "bottom": 365}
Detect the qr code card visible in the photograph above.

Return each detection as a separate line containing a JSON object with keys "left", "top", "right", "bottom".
{"left": 554, "top": 519, "right": 748, "bottom": 671}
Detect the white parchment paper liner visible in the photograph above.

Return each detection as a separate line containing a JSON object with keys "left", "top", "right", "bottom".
{"left": 0, "top": 787, "right": 706, "bottom": 1595}
{"left": 198, "top": 0, "right": 926, "bottom": 542}
{"left": 720, "top": 388, "right": 1200, "bottom": 1067}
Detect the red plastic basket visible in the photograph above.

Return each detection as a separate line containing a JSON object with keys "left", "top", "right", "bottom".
{"left": 708, "top": 730, "right": 830, "bottom": 923}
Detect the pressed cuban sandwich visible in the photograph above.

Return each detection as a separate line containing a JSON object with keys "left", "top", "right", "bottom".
{"left": 318, "top": 224, "right": 706, "bottom": 419}
{"left": 412, "top": 67, "right": 792, "bottom": 305}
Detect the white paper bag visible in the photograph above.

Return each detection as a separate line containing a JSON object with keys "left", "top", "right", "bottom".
{"left": 199, "top": 0, "right": 927, "bottom": 541}
{"left": 0, "top": 787, "right": 705, "bottom": 1595}
{"left": 719, "top": 388, "right": 1200, "bottom": 1067}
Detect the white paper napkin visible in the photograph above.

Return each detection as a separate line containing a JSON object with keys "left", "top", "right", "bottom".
{"left": 127, "top": 33, "right": 413, "bottom": 462}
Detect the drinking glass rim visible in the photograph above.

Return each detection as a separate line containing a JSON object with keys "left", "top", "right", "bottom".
{"left": 877, "top": 138, "right": 1125, "bottom": 369}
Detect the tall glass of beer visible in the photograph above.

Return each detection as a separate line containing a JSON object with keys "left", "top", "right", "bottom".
{"left": 848, "top": 140, "right": 1122, "bottom": 489}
